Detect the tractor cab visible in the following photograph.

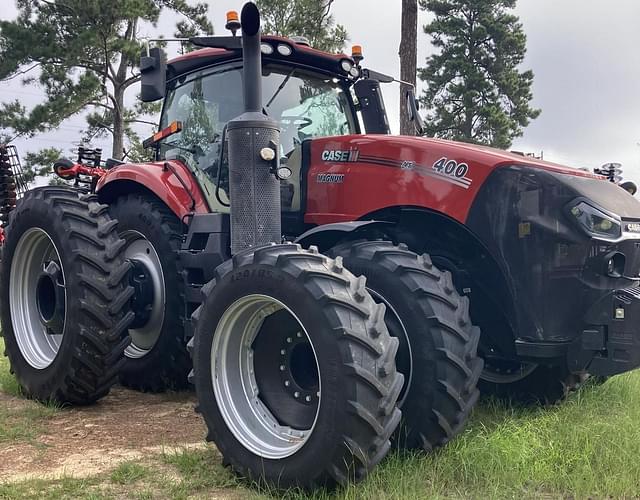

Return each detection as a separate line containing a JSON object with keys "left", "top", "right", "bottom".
{"left": 141, "top": 32, "right": 405, "bottom": 214}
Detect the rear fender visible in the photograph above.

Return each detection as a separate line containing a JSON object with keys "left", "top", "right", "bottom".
{"left": 95, "top": 160, "right": 209, "bottom": 220}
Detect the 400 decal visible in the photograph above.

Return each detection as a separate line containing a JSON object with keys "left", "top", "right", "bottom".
{"left": 432, "top": 157, "right": 469, "bottom": 178}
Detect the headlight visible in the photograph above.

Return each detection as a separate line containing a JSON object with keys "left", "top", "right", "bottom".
{"left": 277, "top": 44, "right": 292, "bottom": 56}
{"left": 569, "top": 201, "right": 622, "bottom": 239}
{"left": 340, "top": 59, "right": 353, "bottom": 73}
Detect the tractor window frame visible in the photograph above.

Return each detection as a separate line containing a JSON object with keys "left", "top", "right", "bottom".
{"left": 158, "top": 60, "right": 362, "bottom": 158}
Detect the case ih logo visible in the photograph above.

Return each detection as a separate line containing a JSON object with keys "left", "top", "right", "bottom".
{"left": 626, "top": 222, "right": 640, "bottom": 233}
{"left": 321, "top": 149, "right": 360, "bottom": 162}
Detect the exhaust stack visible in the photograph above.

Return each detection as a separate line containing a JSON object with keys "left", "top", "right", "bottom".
{"left": 226, "top": 2, "right": 281, "bottom": 255}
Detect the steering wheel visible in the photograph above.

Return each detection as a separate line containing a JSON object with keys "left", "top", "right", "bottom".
{"left": 280, "top": 115, "right": 313, "bottom": 129}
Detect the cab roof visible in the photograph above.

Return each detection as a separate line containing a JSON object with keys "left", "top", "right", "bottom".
{"left": 168, "top": 35, "right": 355, "bottom": 80}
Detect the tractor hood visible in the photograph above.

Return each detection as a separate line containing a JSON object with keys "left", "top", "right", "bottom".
{"left": 306, "top": 134, "right": 640, "bottom": 225}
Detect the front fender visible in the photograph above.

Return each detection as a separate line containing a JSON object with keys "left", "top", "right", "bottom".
{"left": 96, "top": 160, "right": 209, "bottom": 220}
{"left": 294, "top": 221, "right": 393, "bottom": 252}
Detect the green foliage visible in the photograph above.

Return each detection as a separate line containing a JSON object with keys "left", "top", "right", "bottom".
{"left": 0, "top": 0, "right": 212, "bottom": 158}
{"left": 418, "top": 0, "right": 541, "bottom": 149}
{"left": 22, "top": 147, "right": 63, "bottom": 181}
{"left": 255, "top": 0, "right": 347, "bottom": 52}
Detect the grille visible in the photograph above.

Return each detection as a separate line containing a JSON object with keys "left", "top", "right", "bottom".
{"left": 227, "top": 126, "right": 281, "bottom": 254}
{"left": 619, "top": 283, "right": 640, "bottom": 301}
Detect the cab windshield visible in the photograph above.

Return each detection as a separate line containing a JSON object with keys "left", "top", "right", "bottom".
{"left": 158, "top": 64, "right": 357, "bottom": 178}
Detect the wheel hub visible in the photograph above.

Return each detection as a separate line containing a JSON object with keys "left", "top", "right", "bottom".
{"left": 252, "top": 309, "right": 319, "bottom": 430}
{"left": 278, "top": 332, "right": 319, "bottom": 406}
{"left": 120, "top": 231, "right": 165, "bottom": 359}
{"left": 128, "top": 258, "right": 155, "bottom": 329}
{"left": 480, "top": 349, "right": 538, "bottom": 384}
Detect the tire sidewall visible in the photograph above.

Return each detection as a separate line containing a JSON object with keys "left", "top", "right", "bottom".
{"left": 193, "top": 262, "right": 351, "bottom": 483}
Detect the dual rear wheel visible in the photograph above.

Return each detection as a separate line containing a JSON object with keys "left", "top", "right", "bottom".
{"left": 190, "top": 244, "right": 403, "bottom": 488}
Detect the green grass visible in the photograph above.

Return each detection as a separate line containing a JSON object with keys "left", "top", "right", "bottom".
{"left": 152, "top": 374, "right": 640, "bottom": 499}
{"left": 2, "top": 331, "right": 640, "bottom": 497}
{"left": 0, "top": 337, "right": 21, "bottom": 397}
{"left": 162, "top": 448, "right": 248, "bottom": 498}
{"left": 0, "top": 338, "right": 59, "bottom": 444}
{"left": 109, "top": 462, "right": 150, "bottom": 485}
{"left": 0, "top": 477, "right": 105, "bottom": 500}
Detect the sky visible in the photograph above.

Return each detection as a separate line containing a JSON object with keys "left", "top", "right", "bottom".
{"left": 1, "top": 0, "right": 640, "bottom": 185}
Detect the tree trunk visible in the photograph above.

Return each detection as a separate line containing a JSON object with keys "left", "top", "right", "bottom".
{"left": 399, "top": 0, "right": 418, "bottom": 136}
{"left": 111, "top": 87, "right": 125, "bottom": 160}
{"left": 110, "top": 19, "right": 136, "bottom": 161}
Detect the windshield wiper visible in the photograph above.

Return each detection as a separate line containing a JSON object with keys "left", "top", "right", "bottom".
{"left": 162, "top": 141, "right": 199, "bottom": 155}
{"left": 265, "top": 69, "right": 295, "bottom": 109}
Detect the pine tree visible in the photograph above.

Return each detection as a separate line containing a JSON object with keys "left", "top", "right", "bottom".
{"left": 399, "top": 0, "right": 418, "bottom": 136}
{"left": 255, "top": 0, "right": 347, "bottom": 52}
{"left": 0, "top": 0, "right": 212, "bottom": 159}
{"left": 419, "top": 0, "right": 540, "bottom": 149}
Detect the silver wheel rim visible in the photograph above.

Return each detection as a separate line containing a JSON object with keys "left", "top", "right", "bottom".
{"left": 9, "top": 228, "right": 66, "bottom": 369}
{"left": 211, "top": 294, "right": 321, "bottom": 459}
{"left": 122, "top": 230, "right": 165, "bottom": 359}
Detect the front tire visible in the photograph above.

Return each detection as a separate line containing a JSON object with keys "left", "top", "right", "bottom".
{"left": 479, "top": 359, "right": 587, "bottom": 405}
{"left": 0, "top": 187, "right": 134, "bottom": 404}
{"left": 108, "top": 193, "right": 190, "bottom": 392}
{"left": 190, "top": 244, "right": 403, "bottom": 489}
{"left": 329, "top": 241, "right": 482, "bottom": 451}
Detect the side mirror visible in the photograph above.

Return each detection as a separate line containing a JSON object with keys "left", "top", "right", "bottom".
{"left": 140, "top": 47, "right": 167, "bottom": 102}
{"left": 354, "top": 79, "right": 391, "bottom": 134}
{"left": 406, "top": 89, "right": 425, "bottom": 136}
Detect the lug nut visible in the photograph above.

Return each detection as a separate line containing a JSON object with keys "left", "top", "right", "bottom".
{"left": 305, "top": 395, "right": 311, "bottom": 402}
{"left": 279, "top": 365, "right": 285, "bottom": 371}
{"left": 284, "top": 380, "right": 290, "bottom": 387}
{"left": 296, "top": 332, "right": 302, "bottom": 338}
{"left": 280, "top": 349, "right": 286, "bottom": 355}
{"left": 294, "top": 392, "right": 300, "bottom": 398}
{"left": 286, "top": 337, "right": 292, "bottom": 343}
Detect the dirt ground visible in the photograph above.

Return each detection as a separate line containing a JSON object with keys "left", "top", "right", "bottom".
{"left": 0, "top": 387, "right": 207, "bottom": 483}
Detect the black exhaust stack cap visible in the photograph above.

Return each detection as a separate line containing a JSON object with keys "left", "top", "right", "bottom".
{"left": 240, "top": 3, "right": 262, "bottom": 113}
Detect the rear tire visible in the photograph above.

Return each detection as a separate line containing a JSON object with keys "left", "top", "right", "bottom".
{"left": 190, "top": 244, "right": 403, "bottom": 489}
{"left": 108, "top": 193, "right": 190, "bottom": 392}
{"left": 0, "top": 187, "right": 134, "bottom": 404}
{"left": 329, "top": 240, "right": 482, "bottom": 451}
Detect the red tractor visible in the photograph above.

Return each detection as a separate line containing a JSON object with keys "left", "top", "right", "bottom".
{"left": 2, "top": 1, "right": 640, "bottom": 489}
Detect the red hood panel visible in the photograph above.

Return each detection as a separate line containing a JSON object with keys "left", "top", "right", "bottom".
{"left": 304, "top": 135, "right": 600, "bottom": 225}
